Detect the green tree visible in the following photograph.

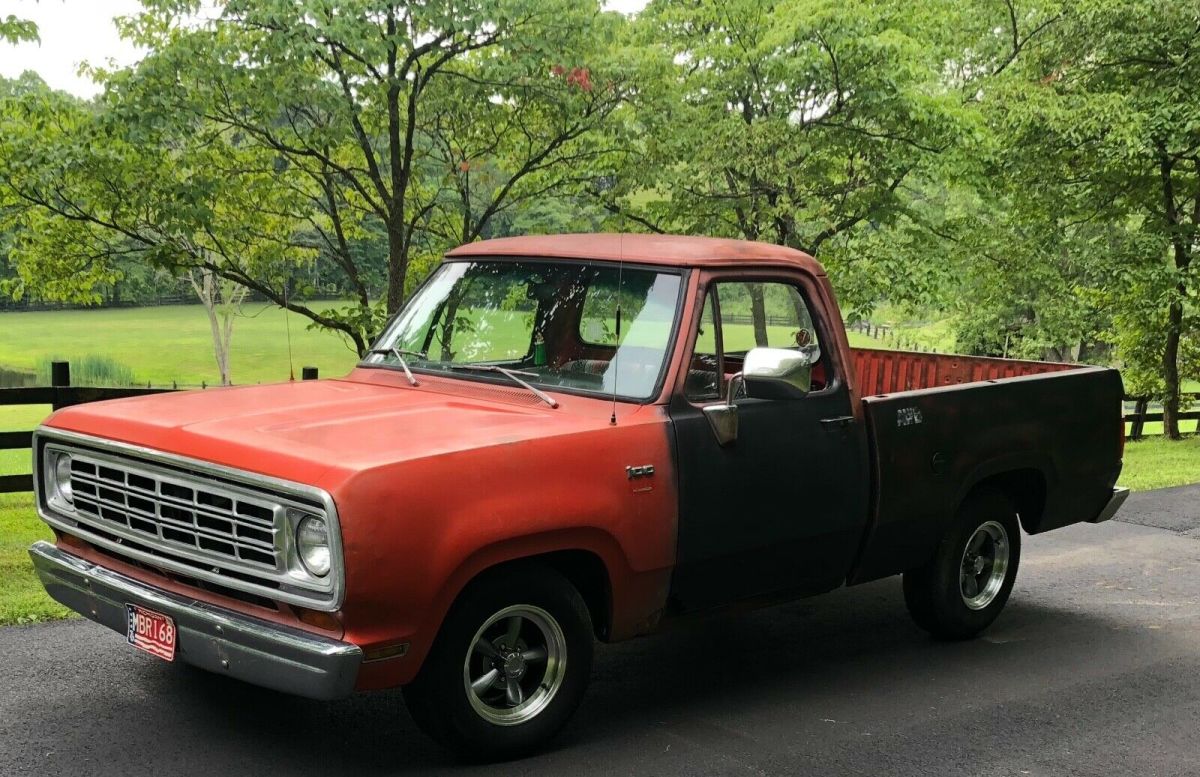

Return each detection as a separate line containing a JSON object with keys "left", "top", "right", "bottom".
{"left": 0, "top": 14, "right": 37, "bottom": 45}
{"left": 115, "top": 0, "right": 633, "bottom": 346}
{"left": 598, "top": 0, "right": 968, "bottom": 309}
{"left": 971, "top": 0, "right": 1200, "bottom": 437}
{"left": 0, "top": 75, "right": 327, "bottom": 376}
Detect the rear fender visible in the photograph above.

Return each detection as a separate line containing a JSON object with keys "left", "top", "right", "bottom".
{"left": 955, "top": 455, "right": 1054, "bottom": 535}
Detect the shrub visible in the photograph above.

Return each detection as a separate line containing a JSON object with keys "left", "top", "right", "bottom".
{"left": 36, "top": 355, "right": 137, "bottom": 387}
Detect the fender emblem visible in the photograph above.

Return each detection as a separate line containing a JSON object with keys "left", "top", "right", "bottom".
{"left": 897, "top": 407, "right": 923, "bottom": 427}
{"left": 626, "top": 464, "right": 655, "bottom": 479}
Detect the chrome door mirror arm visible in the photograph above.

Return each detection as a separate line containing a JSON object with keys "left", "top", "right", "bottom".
{"left": 702, "top": 371, "right": 743, "bottom": 447}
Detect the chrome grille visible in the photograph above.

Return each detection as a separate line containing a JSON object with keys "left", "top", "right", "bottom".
{"left": 67, "top": 455, "right": 281, "bottom": 569}
{"left": 36, "top": 434, "right": 343, "bottom": 609}
{"left": 36, "top": 432, "right": 345, "bottom": 611}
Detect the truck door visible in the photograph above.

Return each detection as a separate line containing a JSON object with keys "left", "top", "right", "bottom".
{"left": 667, "top": 274, "right": 870, "bottom": 612}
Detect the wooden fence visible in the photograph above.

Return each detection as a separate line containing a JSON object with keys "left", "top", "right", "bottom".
{"left": 0, "top": 361, "right": 318, "bottom": 495}
{"left": 1125, "top": 394, "right": 1200, "bottom": 441}
{"left": 846, "top": 319, "right": 940, "bottom": 353}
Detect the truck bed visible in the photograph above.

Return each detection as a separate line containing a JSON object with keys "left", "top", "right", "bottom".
{"left": 846, "top": 347, "right": 1124, "bottom": 585}
{"left": 850, "top": 347, "right": 1077, "bottom": 397}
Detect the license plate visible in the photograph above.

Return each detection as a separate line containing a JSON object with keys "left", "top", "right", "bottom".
{"left": 125, "top": 604, "right": 176, "bottom": 662}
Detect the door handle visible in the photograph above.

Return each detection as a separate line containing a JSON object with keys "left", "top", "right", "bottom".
{"left": 820, "top": 415, "right": 855, "bottom": 430}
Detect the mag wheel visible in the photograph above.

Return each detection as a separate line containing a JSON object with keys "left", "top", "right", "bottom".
{"left": 463, "top": 604, "right": 567, "bottom": 726}
{"left": 904, "top": 490, "right": 1022, "bottom": 640}
{"left": 959, "top": 520, "right": 1011, "bottom": 611}
{"left": 404, "top": 567, "right": 593, "bottom": 761}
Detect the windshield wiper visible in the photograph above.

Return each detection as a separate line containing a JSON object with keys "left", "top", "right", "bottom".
{"left": 367, "top": 347, "right": 425, "bottom": 387}
{"left": 447, "top": 364, "right": 559, "bottom": 409}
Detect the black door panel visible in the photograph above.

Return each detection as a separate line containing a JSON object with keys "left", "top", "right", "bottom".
{"left": 668, "top": 387, "right": 868, "bottom": 611}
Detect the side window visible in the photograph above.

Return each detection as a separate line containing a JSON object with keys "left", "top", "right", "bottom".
{"left": 716, "top": 282, "right": 820, "bottom": 357}
{"left": 683, "top": 280, "right": 826, "bottom": 402}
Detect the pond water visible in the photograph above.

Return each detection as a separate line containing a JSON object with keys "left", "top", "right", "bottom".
{"left": 0, "top": 365, "right": 36, "bottom": 388}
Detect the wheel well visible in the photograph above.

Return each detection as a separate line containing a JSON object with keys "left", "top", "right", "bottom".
{"left": 968, "top": 468, "right": 1047, "bottom": 534}
{"left": 462, "top": 550, "right": 613, "bottom": 642}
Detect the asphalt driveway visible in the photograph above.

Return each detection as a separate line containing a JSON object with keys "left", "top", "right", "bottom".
{"left": 2, "top": 485, "right": 1198, "bottom": 776}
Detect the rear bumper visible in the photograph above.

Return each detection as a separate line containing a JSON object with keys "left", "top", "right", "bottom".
{"left": 1088, "top": 487, "right": 1131, "bottom": 524}
{"left": 28, "top": 541, "right": 362, "bottom": 700}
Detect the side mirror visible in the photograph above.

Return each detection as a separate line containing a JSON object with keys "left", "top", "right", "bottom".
{"left": 700, "top": 348, "right": 813, "bottom": 447}
{"left": 741, "top": 347, "right": 812, "bottom": 400}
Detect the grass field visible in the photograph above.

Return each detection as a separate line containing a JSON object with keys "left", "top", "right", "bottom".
{"left": 1118, "top": 436, "right": 1200, "bottom": 491}
{"left": 0, "top": 493, "right": 68, "bottom": 624}
{"left": 0, "top": 404, "right": 70, "bottom": 624}
{"left": 0, "top": 302, "right": 362, "bottom": 386}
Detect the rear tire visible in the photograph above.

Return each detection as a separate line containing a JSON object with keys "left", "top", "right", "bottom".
{"left": 403, "top": 567, "right": 593, "bottom": 761}
{"left": 903, "top": 490, "right": 1022, "bottom": 640}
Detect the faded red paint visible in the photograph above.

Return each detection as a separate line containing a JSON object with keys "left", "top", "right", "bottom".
{"left": 850, "top": 348, "right": 1077, "bottom": 397}
{"left": 45, "top": 371, "right": 678, "bottom": 687}
{"left": 444, "top": 232, "right": 827, "bottom": 274}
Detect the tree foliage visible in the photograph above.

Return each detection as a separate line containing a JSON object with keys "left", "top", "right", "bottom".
{"left": 595, "top": 0, "right": 972, "bottom": 312}
{"left": 957, "top": 0, "right": 1200, "bottom": 436}
{"left": 0, "top": 0, "right": 1196, "bottom": 433}
{"left": 124, "top": 0, "right": 632, "bottom": 347}
{"left": 0, "top": 15, "right": 38, "bottom": 45}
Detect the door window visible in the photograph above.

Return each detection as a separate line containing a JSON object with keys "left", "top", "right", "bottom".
{"left": 684, "top": 280, "right": 826, "bottom": 402}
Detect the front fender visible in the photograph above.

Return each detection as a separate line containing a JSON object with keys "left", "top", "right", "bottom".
{"left": 332, "top": 414, "right": 678, "bottom": 689}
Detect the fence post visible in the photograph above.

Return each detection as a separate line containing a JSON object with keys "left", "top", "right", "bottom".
{"left": 1129, "top": 398, "right": 1148, "bottom": 441}
{"left": 50, "top": 360, "right": 70, "bottom": 410}
{"left": 302, "top": 366, "right": 319, "bottom": 381}
{"left": 51, "top": 360, "right": 70, "bottom": 387}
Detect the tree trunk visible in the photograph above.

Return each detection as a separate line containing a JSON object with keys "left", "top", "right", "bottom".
{"left": 219, "top": 281, "right": 247, "bottom": 386}
{"left": 190, "top": 271, "right": 230, "bottom": 386}
{"left": 749, "top": 284, "right": 769, "bottom": 347}
{"left": 188, "top": 268, "right": 245, "bottom": 387}
{"left": 438, "top": 294, "right": 464, "bottom": 362}
{"left": 386, "top": 218, "right": 408, "bottom": 314}
{"left": 1155, "top": 151, "right": 1191, "bottom": 441}
{"left": 1162, "top": 293, "right": 1184, "bottom": 440}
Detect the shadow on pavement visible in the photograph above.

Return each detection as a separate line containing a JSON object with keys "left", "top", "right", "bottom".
{"left": 75, "top": 577, "right": 1140, "bottom": 775}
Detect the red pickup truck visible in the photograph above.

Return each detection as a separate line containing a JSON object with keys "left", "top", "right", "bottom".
{"left": 30, "top": 234, "right": 1127, "bottom": 759}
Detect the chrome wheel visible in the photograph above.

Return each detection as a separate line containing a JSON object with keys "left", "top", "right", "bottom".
{"left": 960, "top": 520, "right": 1010, "bottom": 610}
{"left": 463, "top": 604, "right": 566, "bottom": 726}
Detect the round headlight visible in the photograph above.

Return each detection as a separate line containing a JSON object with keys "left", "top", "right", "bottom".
{"left": 54, "top": 453, "right": 73, "bottom": 504}
{"left": 295, "top": 515, "right": 330, "bottom": 578}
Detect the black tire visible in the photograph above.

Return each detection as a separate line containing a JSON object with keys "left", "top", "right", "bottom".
{"left": 903, "top": 490, "right": 1022, "bottom": 640}
{"left": 403, "top": 566, "right": 593, "bottom": 761}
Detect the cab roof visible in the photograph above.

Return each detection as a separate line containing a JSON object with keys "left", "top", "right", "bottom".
{"left": 444, "top": 233, "right": 825, "bottom": 275}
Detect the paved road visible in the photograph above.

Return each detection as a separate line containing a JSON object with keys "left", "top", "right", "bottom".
{"left": 3, "top": 486, "right": 1199, "bottom": 776}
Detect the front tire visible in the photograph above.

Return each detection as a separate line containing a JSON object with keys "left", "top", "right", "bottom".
{"left": 403, "top": 567, "right": 593, "bottom": 761}
{"left": 903, "top": 490, "right": 1022, "bottom": 640}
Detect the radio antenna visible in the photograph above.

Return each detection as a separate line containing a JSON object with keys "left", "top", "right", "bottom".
{"left": 609, "top": 234, "right": 624, "bottom": 426}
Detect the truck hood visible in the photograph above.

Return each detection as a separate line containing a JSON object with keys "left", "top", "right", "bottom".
{"left": 42, "top": 374, "right": 616, "bottom": 490}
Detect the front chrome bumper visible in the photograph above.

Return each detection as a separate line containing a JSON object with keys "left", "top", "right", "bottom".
{"left": 28, "top": 541, "right": 362, "bottom": 700}
{"left": 1088, "top": 486, "right": 1131, "bottom": 524}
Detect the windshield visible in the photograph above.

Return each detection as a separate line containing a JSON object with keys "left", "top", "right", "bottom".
{"left": 363, "top": 260, "right": 684, "bottom": 401}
